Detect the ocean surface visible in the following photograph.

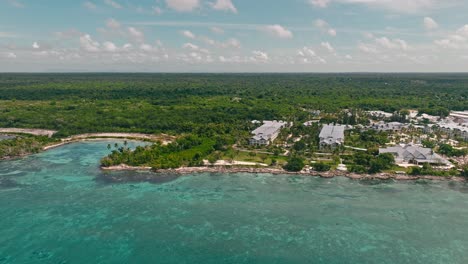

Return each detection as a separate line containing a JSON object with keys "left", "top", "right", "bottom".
{"left": 1, "top": 141, "right": 468, "bottom": 264}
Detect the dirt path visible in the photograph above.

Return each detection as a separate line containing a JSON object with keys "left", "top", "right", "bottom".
{"left": 0, "top": 128, "right": 57, "bottom": 137}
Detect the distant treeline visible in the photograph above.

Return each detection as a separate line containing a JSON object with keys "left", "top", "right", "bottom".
{"left": 0, "top": 73, "right": 466, "bottom": 136}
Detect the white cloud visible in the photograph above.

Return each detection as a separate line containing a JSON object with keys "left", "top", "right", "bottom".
{"left": 1, "top": 52, "right": 17, "bottom": 59}
{"left": 165, "top": 0, "right": 200, "bottom": 12}
{"left": 128, "top": 27, "right": 144, "bottom": 43}
{"left": 153, "top": 6, "right": 163, "bottom": 15}
{"left": 314, "top": 19, "right": 337, "bottom": 37}
{"left": 140, "top": 43, "right": 156, "bottom": 52}
{"left": 104, "top": 0, "right": 122, "bottom": 9}
{"left": 312, "top": 0, "right": 457, "bottom": 13}
{"left": 211, "top": 0, "right": 237, "bottom": 13}
{"left": 211, "top": 27, "right": 225, "bottom": 34}
{"left": 183, "top": 42, "right": 199, "bottom": 50}
{"left": 83, "top": 1, "right": 97, "bottom": 10}
{"left": 424, "top": 17, "right": 438, "bottom": 30}
{"left": 106, "top": 18, "right": 121, "bottom": 29}
{"left": 375, "top": 37, "right": 408, "bottom": 51}
{"left": 358, "top": 43, "right": 378, "bottom": 54}
{"left": 297, "top": 46, "right": 326, "bottom": 64}
{"left": 181, "top": 30, "right": 196, "bottom": 39}
{"left": 321, "top": 42, "right": 335, "bottom": 53}
{"left": 222, "top": 38, "right": 241, "bottom": 49}
{"left": 434, "top": 24, "right": 468, "bottom": 49}
{"left": 263, "top": 25, "right": 293, "bottom": 39}
{"left": 309, "top": 0, "right": 330, "bottom": 8}
{"left": 32, "top": 42, "right": 40, "bottom": 49}
{"left": 251, "top": 50, "right": 269, "bottom": 62}
{"left": 8, "top": 0, "right": 24, "bottom": 8}
{"left": 102, "top": 41, "right": 118, "bottom": 52}
{"left": 80, "top": 34, "right": 100, "bottom": 52}
{"left": 328, "top": 29, "right": 337, "bottom": 37}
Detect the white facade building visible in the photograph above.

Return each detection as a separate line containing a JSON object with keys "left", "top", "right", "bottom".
{"left": 379, "top": 145, "right": 451, "bottom": 166}
{"left": 249, "top": 121, "right": 287, "bottom": 146}
{"left": 319, "top": 124, "right": 345, "bottom": 149}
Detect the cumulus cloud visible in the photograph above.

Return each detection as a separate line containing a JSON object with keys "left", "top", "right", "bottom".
{"left": 104, "top": 0, "right": 122, "bottom": 9}
{"left": 357, "top": 34, "right": 410, "bottom": 57}
{"left": 314, "top": 19, "right": 337, "bottom": 37}
{"left": 80, "top": 34, "right": 100, "bottom": 52}
{"left": 310, "top": 0, "right": 456, "bottom": 13}
{"left": 166, "top": 0, "right": 200, "bottom": 12}
{"left": 297, "top": 46, "right": 326, "bottom": 64}
{"left": 251, "top": 50, "right": 269, "bottom": 63}
{"left": 1, "top": 52, "right": 17, "bottom": 59}
{"left": 211, "top": 27, "right": 224, "bottom": 34}
{"left": 375, "top": 37, "right": 408, "bottom": 51}
{"left": 128, "top": 27, "right": 144, "bottom": 43}
{"left": 183, "top": 43, "right": 199, "bottom": 50}
{"left": 424, "top": 17, "right": 439, "bottom": 30}
{"left": 83, "top": 1, "right": 97, "bottom": 10}
{"left": 210, "top": 0, "right": 237, "bottom": 13}
{"left": 153, "top": 6, "right": 163, "bottom": 15}
{"left": 106, "top": 18, "right": 121, "bottom": 29}
{"left": 181, "top": 30, "right": 196, "bottom": 39}
{"left": 102, "top": 41, "right": 118, "bottom": 52}
{"left": 8, "top": 0, "right": 24, "bottom": 8}
{"left": 434, "top": 24, "right": 468, "bottom": 49}
{"left": 309, "top": 0, "right": 330, "bottom": 8}
{"left": 263, "top": 25, "right": 293, "bottom": 39}
{"left": 222, "top": 38, "right": 241, "bottom": 49}
{"left": 321, "top": 42, "right": 335, "bottom": 53}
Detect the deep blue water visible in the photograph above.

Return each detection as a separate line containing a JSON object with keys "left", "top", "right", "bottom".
{"left": 1, "top": 141, "right": 468, "bottom": 264}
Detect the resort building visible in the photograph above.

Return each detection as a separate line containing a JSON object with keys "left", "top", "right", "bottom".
{"left": 319, "top": 124, "right": 345, "bottom": 149}
{"left": 379, "top": 145, "right": 451, "bottom": 166}
{"left": 367, "top": 110, "right": 393, "bottom": 119}
{"left": 369, "top": 121, "right": 407, "bottom": 132}
{"left": 249, "top": 121, "right": 287, "bottom": 146}
{"left": 450, "top": 111, "right": 468, "bottom": 123}
{"left": 436, "top": 122, "right": 468, "bottom": 141}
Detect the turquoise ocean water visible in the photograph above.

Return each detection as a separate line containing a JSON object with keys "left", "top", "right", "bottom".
{"left": 1, "top": 141, "right": 468, "bottom": 264}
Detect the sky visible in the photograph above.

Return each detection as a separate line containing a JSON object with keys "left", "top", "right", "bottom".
{"left": 0, "top": 0, "right": 468, "bottom": 72}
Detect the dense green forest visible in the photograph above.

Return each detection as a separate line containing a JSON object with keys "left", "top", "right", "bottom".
{"left": 0, "top": 73, "right": 467, "bottom": 137}
{"left": 0, "top": 135, "right": 56, "bottom": 159}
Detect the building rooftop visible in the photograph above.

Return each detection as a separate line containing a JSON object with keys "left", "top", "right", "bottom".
{"left": 379, "top": 145, "right": 450, "bottom": 165}
{"left": 251, "top": 121, "right": 287, "bottom": 141}
{"left": 319, "top": 124, "right": 345, "bottom": 143}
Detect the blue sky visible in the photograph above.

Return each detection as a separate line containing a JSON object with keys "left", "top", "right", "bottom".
{"left": 1, "top": 0, "right": 468, "bottom": 72}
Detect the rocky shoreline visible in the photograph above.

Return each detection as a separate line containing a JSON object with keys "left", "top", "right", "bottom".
{"left": 101, "top": 164, "right": 466, "bottom": 182}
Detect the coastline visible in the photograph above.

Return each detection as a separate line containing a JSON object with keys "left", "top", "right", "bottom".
{"left": 0, "top": 132, "right": 175, "bottom": 161}
{"left": 2, "top": 133, "right": 465, "bottom": 183}
{"left": 101, "top": 164, "right": 467, "bottom": 182}
{"left": 43, "top": 133, "right": 174, "bottom": 151}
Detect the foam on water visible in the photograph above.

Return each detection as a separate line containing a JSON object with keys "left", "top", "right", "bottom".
{"left": 1, "top": 141, "right": 468, "bottom": 264}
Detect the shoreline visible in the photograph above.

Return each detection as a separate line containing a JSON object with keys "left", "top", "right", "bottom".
{"left": 0, "top": 132, "right": 175, "bottom": 161}
{"left": 2, "top": 132, "right": 465, "bottom": 183}
{"left": 43, "top": 133, "right": 174, "bottom": 151}
{"left": 101, "top": 164, "right": 466, "bottom": 182}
